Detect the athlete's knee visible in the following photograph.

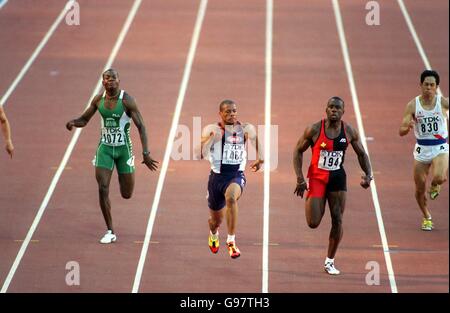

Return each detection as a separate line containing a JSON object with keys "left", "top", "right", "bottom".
{"left": 433, "top": 173, "right": 447, "bottom": 185}
{"left": 225, "top": 194, "right": 238, "bottom": 207}
{"left": 98, "top": 183, "right": 109, "bottom": 196}
{"left": 120, "top": 189, "right": 133, "bottom": 199}
{"left": 209, "top": 216, "right": 222, "bottom": 229}
{"left": 331, "top": 214, "right": 343, "bottom": 228}
{"left": 307, "top": 217, "right": 320, "bottom": 229}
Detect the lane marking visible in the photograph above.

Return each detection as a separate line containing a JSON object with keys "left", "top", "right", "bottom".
{"left": 131, "top": 0, "right": 208, "bottom": 293}
{"left": 14, "top": 240, "right": 39, "bottom": 243}
{"left": 397, "top": 0, "right": 447, "bottom": 116}
{"left": 332, "top": 0, "right": 398, "bottom": 293}
{"left": 262, "top": 0, "right": 273, "bottom": 294}
{"left": 0, "top": 0, "right": 143, "bottom": 293}
{"left": 0, "top": 1, "right": 75, "bottom": 107}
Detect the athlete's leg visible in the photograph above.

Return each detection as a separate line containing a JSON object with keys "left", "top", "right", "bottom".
{"left": 326, "top": 191, "right": 346, "bottom": 259}
{"left": 413, "top": 160, "right": 432, "bottom": 218}
{"left": 96, "top": 167, "right": 114, "bottom": 232}
{"left": 118, "top": 172, "right": 135, "bottom": 199}
{"left": 305, "top": 197, "right": 326, "bottom": 228}
{"left": 430, "top": 153, "right": 448, "bottom": 187}
{"left": 224, "top": 183, "right": 242, "bottom": 236}
{"left": 209, "top": 208, "right": 225, "bottom": 234}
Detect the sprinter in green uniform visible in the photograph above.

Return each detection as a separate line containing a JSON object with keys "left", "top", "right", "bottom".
{"left": 66, "top": 69, "right": 158, "bottom": 243}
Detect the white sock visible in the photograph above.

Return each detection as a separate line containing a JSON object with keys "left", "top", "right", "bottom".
{"left": 227, "top": 234, "right": 235, "bottom": 243}
{"left": 210, "top": 230, "right": 218, "bottom": 239}
{"left": 325, "top": 257, "right": 334, "bottom": 265}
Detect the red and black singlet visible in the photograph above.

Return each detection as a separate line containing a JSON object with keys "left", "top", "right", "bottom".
{"left": 307, "top": 119, "right": 349, "bottom": 183}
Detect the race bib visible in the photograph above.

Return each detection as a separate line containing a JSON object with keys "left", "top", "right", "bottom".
{"left": 222, "top": 143, "right": 245, "bottom": 165}
{"left": 318, "top": 150, "right": 343, "bottom": 171}
{"left": 416, "top": 116, "right": 442, "bottom": 137}
{"left": 101, "top": 127, "right": 125, "bottom": 146}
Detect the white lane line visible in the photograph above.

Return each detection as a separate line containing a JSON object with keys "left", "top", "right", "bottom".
{"left": 0, "top": 1, "right": 75, "bottom": 107}
{"left": 332, "top": 0, "right": 398, "bottom": 293}
{"left": 397, "top": 0, "right": 446, "bottom": 114}
{"left": 0, "top": 0, "right": 143, "bottom": 293}
{"left": 262, "top": 0, "right": 273, "bottom": 294}
{"left": 0, "top": 0, "right": 9, "bottom": 10}
{"left": 131, "top": 0, "right": 208, "bottom": 293}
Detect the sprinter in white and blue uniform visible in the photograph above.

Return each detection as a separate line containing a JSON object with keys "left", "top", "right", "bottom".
{"left": 200, "top": 100, "right": 263, "bottom": 259}
{"left": 399, "top": 70, "right": 449, "bottom": 231}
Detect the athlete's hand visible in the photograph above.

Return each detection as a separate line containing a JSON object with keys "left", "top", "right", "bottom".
{"left": 294, "top": 180, "right": 308, "bottom": 198}
{"left": 5, "top": 140, "right": 13, "bottom": 158}
{"left": 360, "top": 175, "right": 372, "bottom": 189}
{"left": 250, "top": 159, "right": 264, "bottom": 172}
{"left": 142, "top": 154, "right": 159, "bottom": 171}
{"left": 66, "top": 120, "right": 75, "bottom": 131}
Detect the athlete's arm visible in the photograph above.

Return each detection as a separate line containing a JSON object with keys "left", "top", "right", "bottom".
{"left": 243, "top": 123, "right": 264, "bottom": 172}
{"left": 0, "top": 106, "right": 14, "bottom": 158}
{"left": 123, "top": 93, "right": 158, "bottom": 171}
{"left": 293, "top": 124, "right": 316, "bottom": 198}
{"left": 197, "top": 124, "right": 221, "bottom": 160}
{"left": 347, "top": 124, "right": 372, "bottom": 189}
{"left": 441, "top": 96, "right": 449, "bottom": 117}
{"left": 399, "top": 100, "right": 416, "bottom": 136}
{"left": 66, "top": 94, "right": 100, "bottom": 130}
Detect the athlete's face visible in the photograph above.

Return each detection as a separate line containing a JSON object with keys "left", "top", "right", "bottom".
{"left": 421, "top": 76, "right": 437, "bottom": 98}
{"left": 326, "top": 100, "right": 344, "bottom": 122}
{"left": 220, "top": 104, "right": 237, "bottom": 125}
{"left": 102, "top": 71, "right": 120, "bottom": 91}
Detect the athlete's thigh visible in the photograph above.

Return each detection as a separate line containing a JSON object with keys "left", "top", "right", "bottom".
{"left": 118, "top": 172, "right": 135, "bottom": 194}
{"left": 96, "top": 167, "right": 113, "bottom": 187}
{"left": 305, "top": 196, "right": 326, "bottom": 219}
{"left": 414, "top": 159, "right": 431, "bottom": 185}
{"left": 431, "top": 152, "right": 449, "bottom": 177}
{"left": 224, "top": 182, "right": 242, "bottom": 201}
{"left": 115, "top": 145, "right": 135, "bottom": 175}
{"left": 326, "top": 191, "right": 346, "bottom": 216}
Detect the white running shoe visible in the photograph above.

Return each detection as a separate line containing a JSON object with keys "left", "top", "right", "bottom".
{"left": 100, "top": 230, "right": 117, "bottom": 244}
{"left": 324, "top": 262, "right": 340, "bottom": 275}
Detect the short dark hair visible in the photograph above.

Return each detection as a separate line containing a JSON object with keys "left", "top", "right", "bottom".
{"left": 420, "top": 70, "right": 439, "bottom": 85}
{"left": 219, "top": 99, "right": 235, "bottom": 111}
{"left": 327, "top": 96, "right": 344, "bottom": 107}
{"left": 102, "top": 68, "right": 119, "bottom": 79}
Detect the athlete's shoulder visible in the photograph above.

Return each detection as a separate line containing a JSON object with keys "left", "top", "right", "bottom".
{"left": 343, "top": 121, "right": 357, "bottom": 140}
{"left": 91, "top": 93, "right": 103, "bottom": 106}
{"left": 440, "top": 95, "right": 449, "bottom": 109}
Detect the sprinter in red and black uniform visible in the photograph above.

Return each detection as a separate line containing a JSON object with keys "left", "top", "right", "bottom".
{"left": 293, "top": 96, "right": 373, "bottom": 275}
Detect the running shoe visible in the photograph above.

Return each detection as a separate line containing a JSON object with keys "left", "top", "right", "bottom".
{"left": 227, "top": 241, "right": 240, "bottom": 259}
{"left": 324, "top": 262, "right": 340, "bottom": 275}
{"left": 421, "top": 218, "right": 433, "bottom": 231}
{"left": 209, "top": 233, "right": 219, "bottom": 254}
{"left": 100, "top": 230, "right": 117, "bottom": 244}
{"left": 429, "top": 184, "right": 441, "bottom": 200}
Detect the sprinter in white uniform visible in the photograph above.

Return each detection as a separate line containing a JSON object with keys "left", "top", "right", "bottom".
{"left": 199, "top": 99, "right": 264, "bottom": 258}
{"left": 399, "top": 70, "right": 449, "bottom": 231}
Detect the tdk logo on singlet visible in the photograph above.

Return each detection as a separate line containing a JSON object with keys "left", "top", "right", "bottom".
{"left": 417, "top": 116, "right": 441, "bottom": 123}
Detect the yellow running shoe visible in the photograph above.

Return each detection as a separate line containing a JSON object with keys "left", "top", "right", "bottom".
{"left": 209, "top": 233, "right": 219, "bottom": 254}
{"left": 429, "top": 184, "right": 441, "bottom": 200}
{"left": 227, "top": 241, "right": 241, "bottom": 259}
{"left": 421, "top": 218, "right": 433, "bottom": 231}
